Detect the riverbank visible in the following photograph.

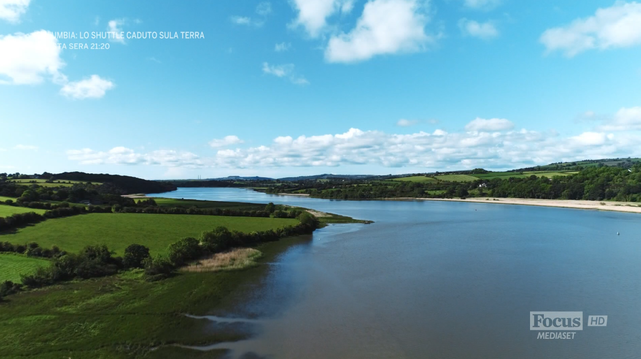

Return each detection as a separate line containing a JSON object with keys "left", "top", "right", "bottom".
{"left": 406, "top": 197, "right": 641, "bottom": 214}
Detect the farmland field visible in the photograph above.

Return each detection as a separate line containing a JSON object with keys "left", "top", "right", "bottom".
{"left": 434, "top": 174, "right": 479, "bottom": 182}
{"left": 1, "top": 213, "right": 298, "bottom": 255}
{"left": 393, "top": 176, "right": 436, "bottom": 183}
{"left": 474, "top": 171, "right": 578, "bottom": 180}
{"left": 144, "top": 197, "right": 265, "bottom": 211}
{"left": 8, "top": 179, "right": 101, "bottom": 187}
{"left": 0, "top": 205, "right": 46, "bottom": 217}
{"left": 0, "top": 254, "right": 50, "bottom": 282}
{"left": 0, "top": 196, "right": 17, "bottom": 203}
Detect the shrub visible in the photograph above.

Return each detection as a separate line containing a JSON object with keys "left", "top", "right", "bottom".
{"left": 123, "top": 244, "right": 151, "bottom": 269}
{"left": 144, "top": 255, "right": 174, "bottom": 277}
{"left": 167, "top": 237, "right": 200, "bottom": 266}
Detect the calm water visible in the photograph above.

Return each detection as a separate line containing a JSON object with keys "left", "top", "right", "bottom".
{"left": 150, "top": 188, "right": 641, "bottom": 358}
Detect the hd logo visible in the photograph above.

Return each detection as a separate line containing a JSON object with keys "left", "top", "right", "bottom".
{"left": 530, "top": 312, "right": 607, "bottom": 340}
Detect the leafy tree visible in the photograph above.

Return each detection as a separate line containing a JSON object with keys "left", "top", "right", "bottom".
{"left": 123, "top": 244, "right": 151, "bottom": 269}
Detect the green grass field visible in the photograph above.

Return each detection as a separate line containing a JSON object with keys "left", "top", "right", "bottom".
{"left": 0, "top": 254, "right": 50, "bottom": 282}
{"left": 8, "top": 179, "right": 101, "bottom": 188}
{"left": 474, "top": 171, "right": 578, "bottom": 180}
{"left": 393, "top": 176, "right": 436, "bottom": 183}
{"left": 0, "top": 236, "right": 309, "bottom": 358}
{"left": 434, "top": 174, "right": 479, "bottom": 182}
{"left": 0, "top": 196, "right": 17, "bottom": 203}
{"left": 1, "top": 213, "right": 298, "bottom": 255}
{"left": 145, "top": 197, "right": 266, "bottom": 211}
{"left": 0, "top": 204, "right": 46, "bottom": 217}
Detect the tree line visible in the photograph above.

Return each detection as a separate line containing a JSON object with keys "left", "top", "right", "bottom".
{"left": 0, "top": 212, "right": 320, "bottom": 299}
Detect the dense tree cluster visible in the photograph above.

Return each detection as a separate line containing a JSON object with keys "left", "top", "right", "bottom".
{"left": 0, "top": 212, "right": 45, "bottom": 232}
{"left": 0, "top": 241, "right": 65, "bottom": 259}
{"left": 1, "top": 211, "right": 321, "bottom": 294}
{"left": 20, "top": 245, "right": 122, "bottom": 288}
{"left": 114, "top": 202, "right": 304, "bottom": 219}
{"left": 145, "top": 212, "right": 320, "bottom": 279}
{"left": 264, "top": 164, "right": 641, "bottom": 202}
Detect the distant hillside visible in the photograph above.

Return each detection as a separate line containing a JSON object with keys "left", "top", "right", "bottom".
{"left": 278, "top": 174, "right": 377, "bottom": 182}
{"left": 210, "top": 176, "right": 274, "bottom": 181}
{"left": 51, "top": 172, "right": 176, "bottom": 194}
{"left": 510, "top": 157, "right": 641, "bottom": 172}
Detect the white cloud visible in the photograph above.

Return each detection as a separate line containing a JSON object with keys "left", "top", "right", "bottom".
{"left": 0, "top": 30, "right": 65, "bottom": 85}
{"left": 597, "top": 106, "right": 641, "bottom": 131}
{"left": 465, "top": 117, "right": 514, "bottom": 131}
{"left": 275, "top": 42, "right": 291, "bottom": 52}
{"left": 459, "top": 18, "right": 498, "bottom": 39}
{"left": 231, "top": 16, "right": 252, "bottom": 25}
{"left": 60, "top": 75, "right": 115, "bottom": 99}
{"left": 231, "top": 3, "right": 272, "bottom": 27}
{"left": 289, "top": 0, "right": 355, "bottom": 37}
{"left": 540, "top": 2, "right": 641, "bottom": 57}
{"left": 66, "top": 147, "right": 203, "bottom": 167}
{"left": 262, "top": 62, "right": 309, "bottom": 85}
{"left": 0, "top": 0, "right": 30, "bottom": 23}
{"left": 397, "top": 119, "right": 419, "bottom": 127}
{"left": 0, "top": 30, "right": 114, "bottom": 99}
{"left": 67, "top": 125, "right": 641, "bottom": 171}
{"left": 463, "top": 0, "right": 500, "bottom": 10}
{"left": 341, "top": 0, "right": 355, "bottom": 13}
{"left": 107, "top": 19, "right": 126, "bottom": 44}
{"left": 207, "top": 127, "right": 633, "bottom": 170}
{"left": 325, "top": 0, "right": 432, "bottom": 63}
{"left": 209, "top": 135, "right": 244, "bottom": 148}
{"left": 570, "top": 132, "right": 610, "bottom": 146}
{"left": 14, "top": 144, "right": 37, "bottom": 150}
{"left": 256, "top": 2, "right": 272, "bottom": 16}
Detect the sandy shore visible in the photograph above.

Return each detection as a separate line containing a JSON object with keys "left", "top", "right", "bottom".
{"left": 406, "top": 197, "right": 641, "bottom": 214}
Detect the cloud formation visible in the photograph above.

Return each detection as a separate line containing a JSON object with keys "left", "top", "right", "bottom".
{"left": 540, "top": 2, "right": 641, "bottom": 57}
{"left": 597, "top": 106, "right": 641, "bottom": 131}
{"left": 262, "top": 62, "right": 309, "bottom": 85}
{"left": 60, "top": 75, "right": 115, "bottom": 99}
{"left": 107, "top": 19, "right": 126, "bottom": 44}
{"left": 289, "top": 0, "right": 354, "bottom": 37}
{"left": 209, "top": 135, "right": 244, "bottom": 148}
{"left": 0, "top": 30, "right": 65, "bottom": 85}
{"left": 275, "top": 42, "right": 291, "bottom": 52}
{"left": 0, "top": 0, "right": 29, "bottom": 23}
{"left": 463, "top": 0, "right": 500, "bottom": 10}
{"left": 67, "top": 147, "right": 203, "bottom": 167}
{"left": 459, "top": 19, "right": 498, "bottom": 39}
{"left": 397, "top": 119, "right": 419, "bottom": 127}
{"left": 325, "top": 0, "right": 432, "bottom": 63}
{"left": 465, "top": 118, "right": 513, "bottom": 131}
{"left": 68, "top": 118, "right": 641, "bottom": 172}
{"left": 231, "top": 2, "right": 273, "bottom": 27}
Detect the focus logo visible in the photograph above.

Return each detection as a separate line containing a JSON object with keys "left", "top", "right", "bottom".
{"left": 530, "top": 312, "right": 583, "bottom": 331}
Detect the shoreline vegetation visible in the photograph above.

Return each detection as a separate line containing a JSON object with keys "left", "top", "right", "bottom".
{"left": 0, "top": 191, "right": 370, "bottom": 358}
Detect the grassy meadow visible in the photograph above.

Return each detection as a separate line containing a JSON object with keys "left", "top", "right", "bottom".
{"left": 0, "top": 254, "right": 50, "bottom": 282}
{"left": 393, "top": 176, "right": 436, "bottom": 183}
{"left": 0, "top": 235, "right": 311, "bottom": 359}
{"left": 0, "top": 204, "right": 46, "bottom": 216}
{"left": 434, "top": 174, "right": 479, "bottom": 182}
{"left": 474, "top": 171, "right": 578, "bottom": 180}
{"left": 146, "top": 197, "right": 265, "bottom": 211}
{"left": 8, "top": 179, "right": 101, "bottom": 187}
{"left": 2, "top": 213, "right": 298, "bottom": 255}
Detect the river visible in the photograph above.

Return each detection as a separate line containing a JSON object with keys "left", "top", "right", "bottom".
{"left": 149, "top": 187, "right": 641, "bottom": 359}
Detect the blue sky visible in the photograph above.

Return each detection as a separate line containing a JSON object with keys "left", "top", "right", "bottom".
{"left": 1, "top": 0, "right": 641, "bottom": 179}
